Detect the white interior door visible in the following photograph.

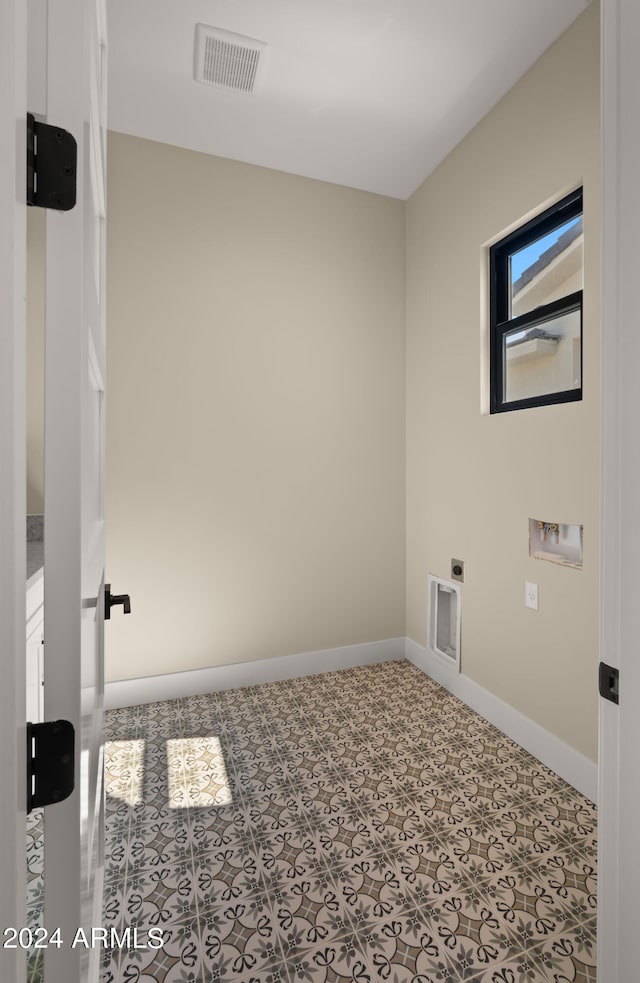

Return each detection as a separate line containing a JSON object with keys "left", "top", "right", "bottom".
{"left": 42, "top": 0, "right": 108, "bottom": 980}
{"left": 0, "top": 0, "right": 27, "bottom": 980}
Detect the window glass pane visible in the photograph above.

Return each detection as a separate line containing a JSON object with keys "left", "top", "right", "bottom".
{"left": 503, "top": 307, "right": 581, "bottom": 404}
{"left": 509, "top": 216, "right": 583, "bottom": 319}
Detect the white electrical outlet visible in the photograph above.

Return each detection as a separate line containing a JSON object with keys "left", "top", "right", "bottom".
{"left": 525, "top": 581, "right": 539, "bottom": 610}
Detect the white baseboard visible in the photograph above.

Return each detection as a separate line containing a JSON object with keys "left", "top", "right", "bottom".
{"left": 104, "top": 637, "right": 405, "bottom": 711}
{"left": 405, "top": 637, "right": 597, "bottom": 803}
{"left": 105, "top": 635, "right": 597, "bottom": 803}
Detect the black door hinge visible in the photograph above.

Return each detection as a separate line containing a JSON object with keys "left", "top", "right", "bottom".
{"left": 599, "top": 662, "right": 619, "bottom": 705}
{"left": 26, "top": 112, "right": 77, "bottom": 211}
{"left": 27, "top": 719, "right": 75, "bottom": 814}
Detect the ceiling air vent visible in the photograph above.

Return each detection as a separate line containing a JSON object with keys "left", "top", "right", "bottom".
{"left": 194, "top": 24, "right": 267, "bottom": 95}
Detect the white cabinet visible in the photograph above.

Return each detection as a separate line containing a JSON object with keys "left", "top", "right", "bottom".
{"left": 26, "top": 572, "right": 44, "bottom": 723}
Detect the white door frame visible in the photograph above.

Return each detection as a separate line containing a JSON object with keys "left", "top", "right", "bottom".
{"left": 597, "top": 0, "right": 640, "bottom": 979}
{"left": 0, "top": 0, "right": 27, "bottom": 979}
{"left": 1, "top": 1, "right": 107, "bottom": 979}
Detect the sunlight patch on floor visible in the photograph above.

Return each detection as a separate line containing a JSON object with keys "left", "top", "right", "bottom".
{"left": 104, "top": 739, "right": 145, "bottom": 806}
{"left": 166, "top": 736, "right": 233, "bottom": 808}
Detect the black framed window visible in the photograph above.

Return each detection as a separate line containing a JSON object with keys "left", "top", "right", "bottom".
{"left": 489, "top": 189, "right": 583, "bottom": 413}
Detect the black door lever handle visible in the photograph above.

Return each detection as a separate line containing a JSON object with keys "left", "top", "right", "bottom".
{"left": 105, "top": 584, "right": 131, "bottom": 620}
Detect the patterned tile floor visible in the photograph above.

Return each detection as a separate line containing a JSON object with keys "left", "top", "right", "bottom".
{"left": 26, "top": 808, "right": 44, "bottom": 983}
{"left": 29, "top": 660, "right": 598, "bottom": 982}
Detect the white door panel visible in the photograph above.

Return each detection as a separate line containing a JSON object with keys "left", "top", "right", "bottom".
{"left": 42, "top": 0, "right": 108, "bottom": 979}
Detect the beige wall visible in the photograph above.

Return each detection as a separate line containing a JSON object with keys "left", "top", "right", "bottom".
{"left": 106, "top": 133, "right": 406, "bottom": 680}
{"left": 405, "top": 3, "right": 600, "bottom": 760}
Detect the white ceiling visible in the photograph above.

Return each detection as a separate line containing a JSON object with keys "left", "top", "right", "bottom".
{"left": 107, "top": 0, "right": 591, "bottom": 200}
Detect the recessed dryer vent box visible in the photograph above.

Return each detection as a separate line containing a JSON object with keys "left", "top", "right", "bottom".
{"left": 529, "top": 518, "right": 583, "bottom": 569}
{"left": 427, "top": 575, "right": 461, "bottom": 673}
